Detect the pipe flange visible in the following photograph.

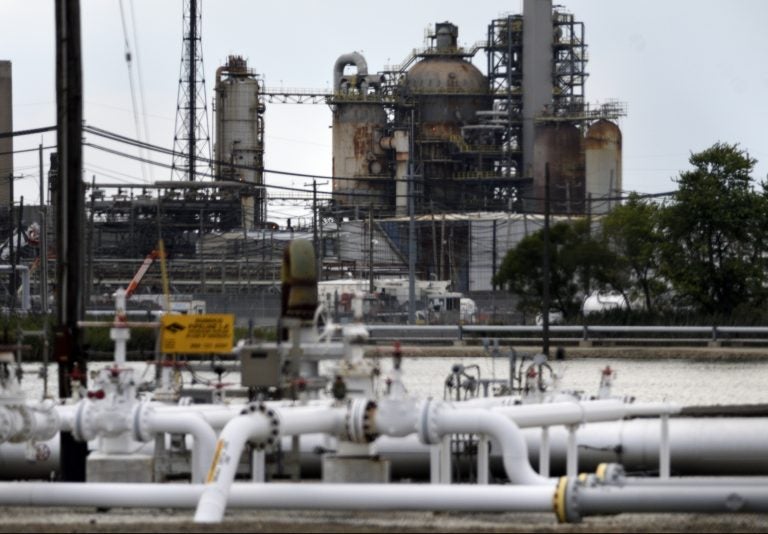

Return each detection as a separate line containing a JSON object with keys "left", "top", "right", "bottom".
{"left": 343, "top": 399, "right": 377, "bottom": 444}
{"left": 72, "top": 401, "right": 97, "bottom": 442}
{"left": 9, "top": 404, "right": 33, "bottom": 443}
{"left": 132, "top": 402, "right": 155, "bottom": 443}
{"left": 416, "top": 399, "right": 444, "bottom": 445}
{"left": 553, "top": 476, "right": 581, "bottom": 524}
{"left": 595, "top": 462, "right": 626, "bottom": 486}
{"left": 0, "top": 406, "right": 13, "bottom": 443}
{"left": 362, "top": 400, "right": 378, "bottom": 443}
{"left": 28, "top": 401, "right": 60, "bottom": 442}
{"left": 244, "top": 402, "right": 280, "bottom": 450}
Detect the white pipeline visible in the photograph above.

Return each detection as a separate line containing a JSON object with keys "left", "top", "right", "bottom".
{"left": 577, "top": 485, "right": 768, "bottom": 515}
{"left": 143, "top": 411, "right": 216, "bottom": 484}
{"left": 492, "top": 400, "right": 680, "bottom": 429}
{"left": 0, "top": 482, "right": 555, "bottom": 513}
{"left": 194, "top": 405, "right": 347, "bottom": 523}
{"left": 434, "top": 407, "right": 552, "bottom": 486}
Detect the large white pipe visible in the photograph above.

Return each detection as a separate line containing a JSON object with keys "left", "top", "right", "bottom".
{"left": 434, "top": 408, "right": 552, "bottom": 486}
{"left": 491, "top": 400, "right": 679, "bottom": 429}
{"left": 143, "top": 411, "right": 216, "bottom": 484}
{"left": 530, "top": 417, "right": 768, "bottom": 475}
{"left": 0, "top": 438, "right": 59, "bottom": 479}
{"left": 0, "top": 482, "right": 555, "bottom": 513}
{"left": 577, "top": 485, "right": 768, "bottom": 516}
{"left": 291, "top": 414, "right": 768, "bottom": 480}
{"left": 194, "top": 405, "right": 348, "bottom": 523}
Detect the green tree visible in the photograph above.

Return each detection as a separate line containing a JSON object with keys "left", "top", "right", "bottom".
{"left": 494, "top": 219, "right": 615, "bottom": 319}
{"left": 659, "top": 143, "right": 767, "bottom": 317}
{"left": 601, "top": 194, "right": 665, "bottom": 313}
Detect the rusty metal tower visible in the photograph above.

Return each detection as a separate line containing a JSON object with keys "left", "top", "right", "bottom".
{"left": 171, "top": 0, "right": 211, "bottom": 181}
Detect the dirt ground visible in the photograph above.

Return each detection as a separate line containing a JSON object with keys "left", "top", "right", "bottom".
{"left": 0, "top": 508, "right": 766, "bottom": 533}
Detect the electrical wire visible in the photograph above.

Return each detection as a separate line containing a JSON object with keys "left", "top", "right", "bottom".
{"left": 117, "top": 0, "right": 149, "bottom": 182}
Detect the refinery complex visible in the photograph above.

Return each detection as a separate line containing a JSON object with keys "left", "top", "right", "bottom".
{"left": 1, "top": 0, "right": 624, "bottom": 313}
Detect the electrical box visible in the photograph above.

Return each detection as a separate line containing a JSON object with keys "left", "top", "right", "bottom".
{"left": 240, "top": 347, "right": 282, "bottom": 388}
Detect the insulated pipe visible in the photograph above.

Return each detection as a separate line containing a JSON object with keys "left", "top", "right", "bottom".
{"left": 0, "top": 482, "right": 555, "bottom": 513}
{"left": 623, "top": 476, "right": 768, "bottom": 486}
{"left": 433, "top": 407, "right": 552, "bottom": 486}
{"left": 576, "top": 485, "right": 768, "bottom": 516}
{"left": 194, "top": 410, "right": 273, "bottom": 523}
{"left": 0, "top": 438, "right": 59, "bottom": 479}
{"left": 530, "top": 417, "right": 768, "bottom": 475}
{"left": 333, "top": 52, "right": 368, "bottom": 90}
{"left": 491, "top": 400, "right": 680, "bottom": 429}
{"left": 151, "top": 400, "right": 336, "bottom": 430}
{"left": 142, "top": 410, "right": 216, "bottom": 484}
{"left": 195, "top": 405, "right": 348, "bottom": 523}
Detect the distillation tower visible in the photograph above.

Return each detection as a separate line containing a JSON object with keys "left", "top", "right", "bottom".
{"left": 329, "top": 0, "right": 625, "bottom": 218}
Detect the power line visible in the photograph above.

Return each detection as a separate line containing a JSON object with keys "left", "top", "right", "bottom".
{"left": 0, "top": 126, "right": 57, "bottom": 139}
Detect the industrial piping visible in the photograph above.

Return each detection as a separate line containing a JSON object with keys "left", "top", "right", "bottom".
{"left": 194, "top": 404, "right": 349, "bottom": 523}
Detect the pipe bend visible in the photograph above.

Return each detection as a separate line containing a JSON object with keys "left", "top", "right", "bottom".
{"left": 194, "top": 410, "right": 275, "bottom": 523}
{"left": 333, "top": 52, "right": 368, "bottom": 90}
{"left": 435, "top": 407, "right": 552, "bottom": 486}
{"left": 145, "top": 410, "right": 217, "bottom": 484}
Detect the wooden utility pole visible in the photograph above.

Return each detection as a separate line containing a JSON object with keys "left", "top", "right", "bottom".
{"left": 542, "top": 163, "right": 551, "bottom": 358}
{"left": 55, "top": 0, "right": 87, "bottom": 481}
{"left": 368, "top": 204, "right": 374, "bottom": 294}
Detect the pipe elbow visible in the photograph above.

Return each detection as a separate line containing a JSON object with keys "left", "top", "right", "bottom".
{"left": 333, "top": 52, "right": 369, "bottom": 90}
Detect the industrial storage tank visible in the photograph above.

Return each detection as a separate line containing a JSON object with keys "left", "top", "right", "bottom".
{"left": 214, "top": 55, "right": 266, "bottom": 227}
{"left": 532, "top": 122, "right": 584, "bottom": 214}
{"left": 585, "top": 119, "right": 622, "bottom": 214}
{"left": 403, "top": 22, "right": 491, "bottom": 209}
{"left": 331, "top": 52, "right": 389, "bottom": 211}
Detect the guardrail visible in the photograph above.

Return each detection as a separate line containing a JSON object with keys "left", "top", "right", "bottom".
{"left": 365, "top": 324, "right": 768, "bottom": 347}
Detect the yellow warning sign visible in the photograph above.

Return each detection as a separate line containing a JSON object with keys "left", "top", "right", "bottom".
{"left": 160, "top": 314, "right": 234, "bottom": 354}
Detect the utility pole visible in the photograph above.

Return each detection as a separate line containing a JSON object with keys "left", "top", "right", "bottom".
{"left": 313, "top": 180, "right": 319, "bottom": 279}
{"left": 38, "top": 144, "right": 50, "bottom": 398}
{"left": 55, "top": 0, "right": 88, "bottom": 481}
{"left": 38, "top": 145, "right": 49, "bottom": 317}
{"left": 407, "top": 111, "right": 416, "bottom": 325}
{"left": 492, "top": 219, "right": 497, "bottom": 291}
{"left": 368, "top": 204, "right": 374, "bottom": 294}
{"left": 8, "top": 173, "right": 14, "bottom": 312}
{"left": 305, "top": 178, "right": 327, "bottom": 280}
{"left": 542, "top": 162, "right": 551, "bottom": 358}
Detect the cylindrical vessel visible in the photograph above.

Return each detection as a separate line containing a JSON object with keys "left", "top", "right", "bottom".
{"left": 532, "top": 122, "right": 584, "bottom": 214}
{"left": 331, "top": 52, "right": 389, "bottom": 210}
{"left": 214, "top": 55, "right": 266, "bottom": 227}
{"left": 404, "top": 51, "right": 490, "bottom": 210}
{"left": 585, "top": 119, "right": 622, "bottom": 214}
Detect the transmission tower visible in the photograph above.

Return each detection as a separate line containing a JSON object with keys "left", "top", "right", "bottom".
{"left": 171, "top": 0, "right": 211, "bottom": 181}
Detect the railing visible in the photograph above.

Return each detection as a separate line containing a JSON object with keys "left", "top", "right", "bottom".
{"left": 365, "top": 324, "right": 768, "bottom": 347}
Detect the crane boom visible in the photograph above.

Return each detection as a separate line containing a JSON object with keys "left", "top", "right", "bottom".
{"left": 124, "top": 249, "right": 160, "bottom": 298}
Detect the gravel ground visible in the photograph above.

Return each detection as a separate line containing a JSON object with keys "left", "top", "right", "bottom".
{"left": 365, "top": 345, "right": 768, "bottom": 362}
{"left": 0, "top": 508, "right": 766, "bottom": 533}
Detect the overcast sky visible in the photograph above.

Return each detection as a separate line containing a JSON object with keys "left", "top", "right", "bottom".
{"left": 2, "top": 0, "right": 767, "bottom": 224}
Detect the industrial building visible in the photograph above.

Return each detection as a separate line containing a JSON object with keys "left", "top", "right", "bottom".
{"left": 0, "top": 0, "right": 625, "bottom": 319}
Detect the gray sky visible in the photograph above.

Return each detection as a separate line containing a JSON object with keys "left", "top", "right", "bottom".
{"left": 2, "top": 0, "right": 767, "bottom": 224}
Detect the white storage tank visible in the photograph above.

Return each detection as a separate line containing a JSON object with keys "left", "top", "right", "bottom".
{"left": 214, "top": 55, "right": 266, "bottom": 227}
{"left": 585, "top": 119, "right": 622, "bottom": 214}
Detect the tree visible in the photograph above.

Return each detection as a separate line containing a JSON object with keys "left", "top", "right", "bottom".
{"left": 601, "top": 194, "right": 665, "bottom": 313}
{"left": 494, "top": 219, "right": 615, "bottom": 319}
{"left": 659, "top": 142, "right": 767, "bottom": 317}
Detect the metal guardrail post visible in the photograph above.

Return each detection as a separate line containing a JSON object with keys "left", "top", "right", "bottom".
{"left": 582, "top": 325, "right": 589, "bottom": 341}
